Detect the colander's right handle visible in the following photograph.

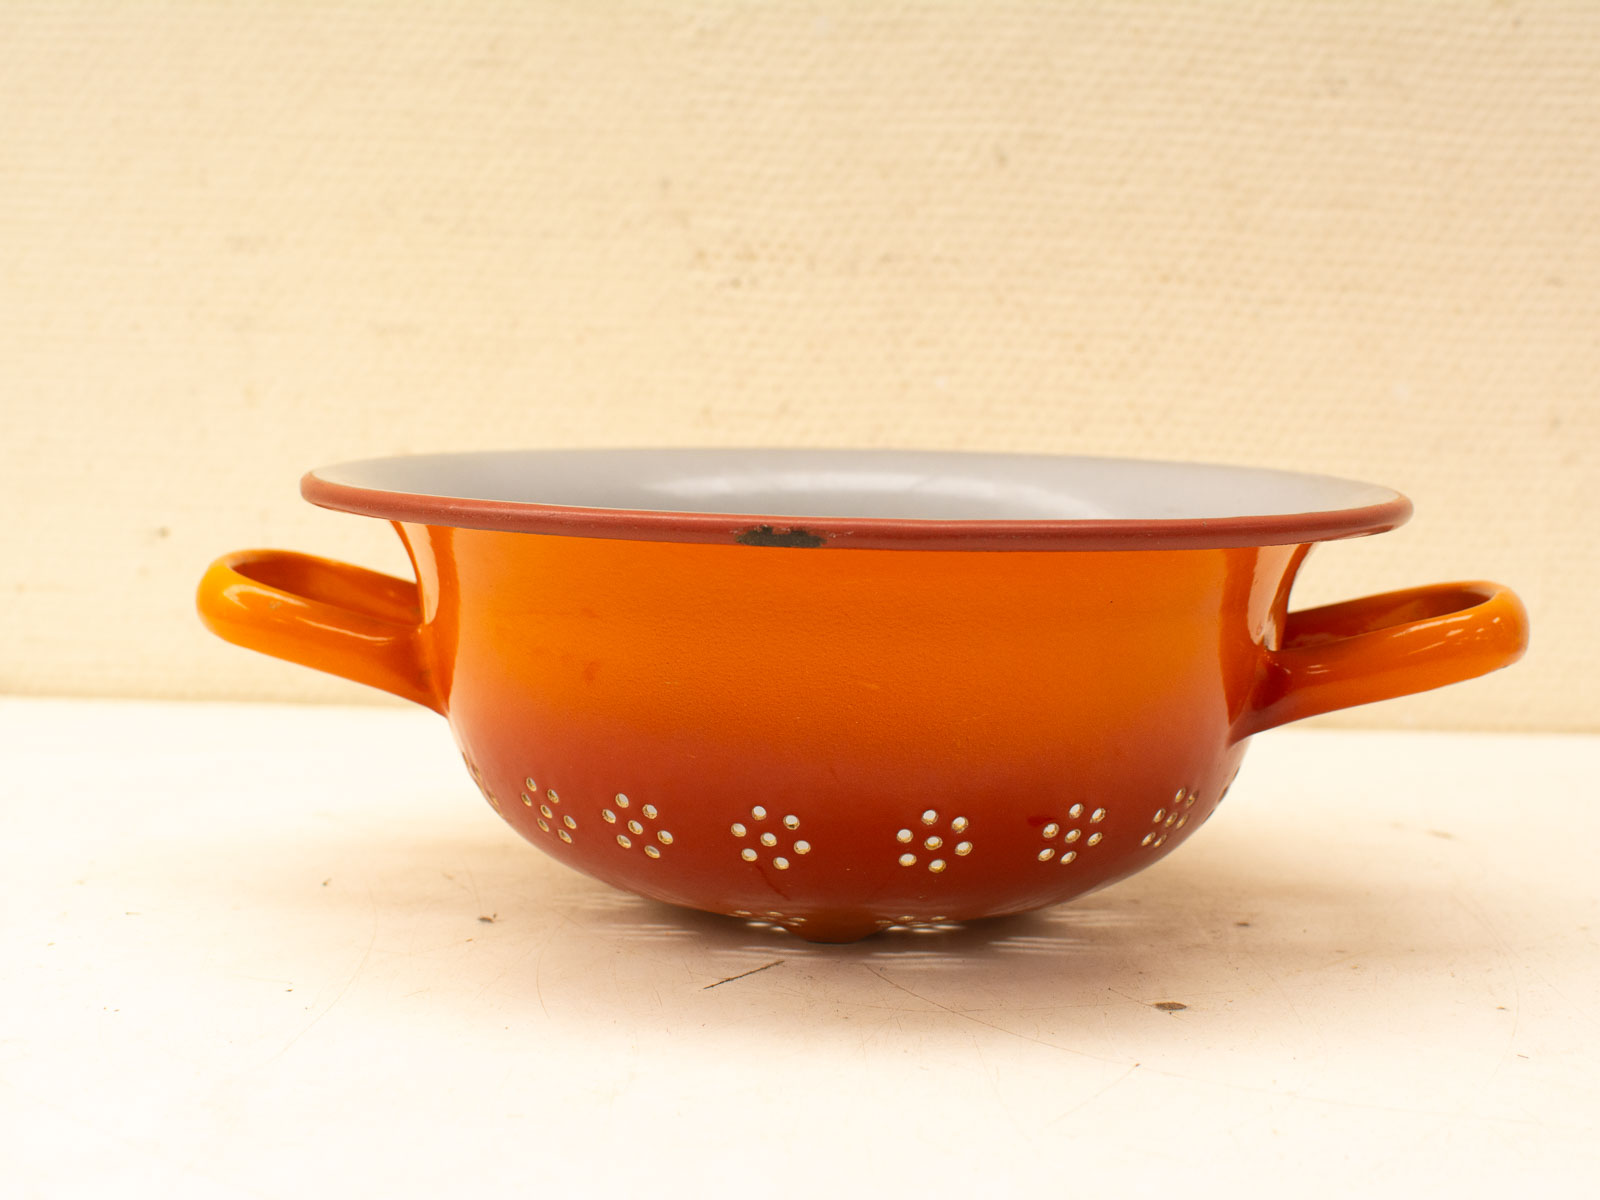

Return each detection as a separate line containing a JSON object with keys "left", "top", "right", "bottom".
{"left": 1241, "top": 580, "right": 1528, "bottom": 735}
{"left": 197, "top": 549, "right": 443, "bottom": 713}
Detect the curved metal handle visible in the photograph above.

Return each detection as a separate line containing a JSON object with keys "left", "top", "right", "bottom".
{"left": 1241, "top": 580, "right": 1528, "bottom": 735}
{"left": 197, "top": 550, "right": 443, "bottom": 713}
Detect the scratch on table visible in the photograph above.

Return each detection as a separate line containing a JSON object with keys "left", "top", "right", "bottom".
{"left": 1448, "top": 889, "right": 1527, "bottom": 1079}
{"left": 262, "top": 884, "right": 380, "bottom": 1066}
{"left": 1046, "top": 1061, "right": 1142, "bottom": 1128}
{"left": 702, "top": 959, "right": 783, "bottom": 990}
{"left": 864, "top": 966, "right": 1128, "bottom": 1067}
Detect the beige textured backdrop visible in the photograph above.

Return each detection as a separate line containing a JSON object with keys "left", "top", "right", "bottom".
{"left": 2, "top": 2, "right": 1596, "bottom": 729}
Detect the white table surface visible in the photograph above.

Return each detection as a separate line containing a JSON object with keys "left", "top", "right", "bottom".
{"left": 3, "top": 697, "right": 1596, "bottom": 1198}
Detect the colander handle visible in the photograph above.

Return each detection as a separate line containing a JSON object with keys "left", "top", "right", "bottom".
{"left": 1243, "top": 580, "right": 1528, "bottom": 734}
{"left": 197, "top": 549, "right": 443, "bottom": 713}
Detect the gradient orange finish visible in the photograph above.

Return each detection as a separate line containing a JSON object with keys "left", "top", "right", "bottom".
{"left": 199, "top": 529, "right": 1527, "bottom": 941}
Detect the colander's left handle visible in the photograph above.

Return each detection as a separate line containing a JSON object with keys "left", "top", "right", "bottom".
{"left": 197, "top": 549, "right": 444, "bottom": 713}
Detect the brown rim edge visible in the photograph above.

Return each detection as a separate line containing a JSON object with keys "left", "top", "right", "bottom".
{"left": 301, "top": 471, "right": 1412, "bottom": 551}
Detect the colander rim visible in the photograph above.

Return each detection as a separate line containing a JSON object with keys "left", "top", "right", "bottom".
{"left": 301, "top": 447, "right": 1411, "bottom": 551}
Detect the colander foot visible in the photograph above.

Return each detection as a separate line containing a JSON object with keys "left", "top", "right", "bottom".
{"left": 791, "top": 917, "right": 882, "bottom": 944}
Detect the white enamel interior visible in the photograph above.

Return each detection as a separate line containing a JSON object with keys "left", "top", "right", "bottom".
{"left": 312, "top": 449, "right": 1399, "bottom": 522}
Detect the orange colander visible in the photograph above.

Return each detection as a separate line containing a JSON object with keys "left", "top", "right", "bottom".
{"left": 197, "top": 450, "right": 1528, "bottom": 942}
